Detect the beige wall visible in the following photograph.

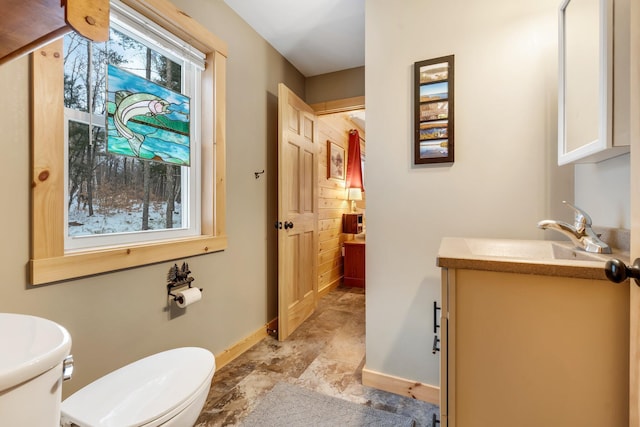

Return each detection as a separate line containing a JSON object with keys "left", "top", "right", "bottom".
{"left": 364, "top": 0, "right": 573, "bottom": 387}
{"left": 575, "top": 154, "right": 630, "bottom": 229}
{"left": 0, "top": 0, "right": 304, "bottom": 397}
{"left": 306, "top": 66, "right": 365, "bottom": 104}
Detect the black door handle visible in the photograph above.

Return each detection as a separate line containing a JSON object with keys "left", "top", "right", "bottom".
{"left": 284, "top": 221, "right": 294, "bottom": 230}
{"left": 604, "top": 258, "right": 640, "bottom": 285}
{"left": 274, "top": 221, "right": 282, "bottom": 230}
{"left": 433, "top": 301, "right": 441, "bottom": 334}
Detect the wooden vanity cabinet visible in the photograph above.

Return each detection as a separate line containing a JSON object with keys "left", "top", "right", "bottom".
{"left": 343, "top": 241, "right": 365, "bottom": 288}
{"left": 440, "top": 268, "right": 629, "bottom": 427}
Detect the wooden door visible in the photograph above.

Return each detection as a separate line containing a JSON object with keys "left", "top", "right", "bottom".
{"left": 277, "top": 83, "right": 319, "bottom": 341}
{"left": 631, "top": 0, "right": 640, "bottom": 423}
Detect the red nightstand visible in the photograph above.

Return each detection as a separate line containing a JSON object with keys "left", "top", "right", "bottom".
{"left": 344, "top": 241, "right": 365, "bottom": 288}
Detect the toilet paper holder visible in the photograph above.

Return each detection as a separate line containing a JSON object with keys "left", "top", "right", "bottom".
{"left": 167, "top": 262, "right": 203, "bottom": 304}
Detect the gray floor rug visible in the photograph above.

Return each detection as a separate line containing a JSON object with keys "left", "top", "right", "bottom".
{"left": 240, "top": 382, "right": 415, "bottom": 427}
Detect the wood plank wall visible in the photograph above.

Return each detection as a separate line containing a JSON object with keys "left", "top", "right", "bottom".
{"left": 317, "top": 110, "right": 366, "bottom": 295}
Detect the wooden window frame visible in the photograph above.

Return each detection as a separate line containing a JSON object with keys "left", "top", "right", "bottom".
{"left": 30, "top": 0, "right": 227, "bottom": 285}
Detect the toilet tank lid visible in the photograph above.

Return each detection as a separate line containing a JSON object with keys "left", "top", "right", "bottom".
{"left": 0, "top": 313, "right": 72, "bottom": 392}
{"left": 61, "top": 347, "right": 215, "bottom": 427}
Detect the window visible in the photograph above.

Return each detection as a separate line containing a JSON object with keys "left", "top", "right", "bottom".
{"left": 64, "top": 2, "right": 203, "bottom": 251}
{"left": 30, "top": 0, "right": 228, "bottom": 285}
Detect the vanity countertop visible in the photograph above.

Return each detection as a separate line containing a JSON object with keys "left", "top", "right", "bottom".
{"left": 436, "top": 237, "right": 629, "bottom": 280}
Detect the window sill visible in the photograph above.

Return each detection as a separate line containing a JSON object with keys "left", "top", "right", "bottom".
{"left": 30, "top": 234, "right": 227, "bottom": 285}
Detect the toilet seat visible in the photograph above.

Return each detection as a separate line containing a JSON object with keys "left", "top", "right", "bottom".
{"left": 60, "top": 347, "right": 215, "bottom": 427}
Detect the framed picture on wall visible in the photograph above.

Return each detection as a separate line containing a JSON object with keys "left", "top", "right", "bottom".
{"left": 327, "top": 140, "right": 345, "bottom": 180}
{"left": 414, "top": 55, "right": 454, "bottom": 164}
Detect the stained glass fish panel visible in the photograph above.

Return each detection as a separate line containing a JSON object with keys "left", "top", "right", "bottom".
{"left": 106, "top": 64, "right": 191, "bottom": 166}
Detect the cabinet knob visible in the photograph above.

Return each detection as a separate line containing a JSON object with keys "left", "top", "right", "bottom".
{"left": 604, "top": 258, "right": 640, "bottom": 285}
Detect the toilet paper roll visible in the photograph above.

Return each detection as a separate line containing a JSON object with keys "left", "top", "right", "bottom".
{"left": 176, "top": 287, "right": 202, "bottom": 308}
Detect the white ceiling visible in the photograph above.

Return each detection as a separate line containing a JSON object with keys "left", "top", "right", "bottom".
{"left": 223, "top": 0, "right": 365, "bottom": 77}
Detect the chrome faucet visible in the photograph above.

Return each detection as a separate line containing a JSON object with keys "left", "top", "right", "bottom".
{"left": 537, "top": 201, "right": 611, "bottom": 254}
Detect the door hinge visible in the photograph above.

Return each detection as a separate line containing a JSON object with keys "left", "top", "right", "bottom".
{"left": 432, "top": 335, "right": 440, "bottom": 354}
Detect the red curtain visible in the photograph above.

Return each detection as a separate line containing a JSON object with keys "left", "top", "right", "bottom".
{"left": 346, "top": 129, "right": 364, "bottom": 191}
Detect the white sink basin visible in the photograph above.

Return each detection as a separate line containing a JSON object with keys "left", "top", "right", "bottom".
{"left": 463, "top": 238, "right": 611, "bottom": 262}
{"left": 0, "top": 313, "right": 72, "bottom": 392}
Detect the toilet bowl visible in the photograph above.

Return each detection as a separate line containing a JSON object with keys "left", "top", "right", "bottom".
{"left": 60, "top": 347, "right": 215, "bottom": 427}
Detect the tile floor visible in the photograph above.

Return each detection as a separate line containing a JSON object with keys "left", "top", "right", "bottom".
{"left": 195, "top": 286, "right": 440, "bottom": 426}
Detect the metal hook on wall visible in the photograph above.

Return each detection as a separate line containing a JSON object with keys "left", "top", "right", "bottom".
{"left": 254, "top": 170, "right": 265, "bottom": 179}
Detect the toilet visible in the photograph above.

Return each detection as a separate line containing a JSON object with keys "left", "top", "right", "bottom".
{"left": 60, "top": 347, "right": 215, "bottom": 427}
{"left": 0, "top": 313, "right": 214, "bottom": 427}
{"left": 0, "top": 313, "right": 73, "bottom": 426}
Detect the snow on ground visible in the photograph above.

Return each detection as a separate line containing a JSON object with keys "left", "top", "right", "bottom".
{"left": 68, "top": 202, "right": 182, "bottom": 236}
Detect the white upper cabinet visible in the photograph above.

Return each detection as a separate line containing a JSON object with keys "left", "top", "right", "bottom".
{"left": 558, "top": 0, "right": 630, "bottom": 165}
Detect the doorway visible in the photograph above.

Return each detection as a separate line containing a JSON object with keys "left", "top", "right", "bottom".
{"left": 315, "top": 107, "right": 366, "bottom": 298}
{"left": 274, "top": 88, "right": 366, "bottom": 340}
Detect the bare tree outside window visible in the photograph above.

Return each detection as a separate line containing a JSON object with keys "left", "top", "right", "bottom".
{"left": 64, "top": 29, "right": 184, "bottom": 238}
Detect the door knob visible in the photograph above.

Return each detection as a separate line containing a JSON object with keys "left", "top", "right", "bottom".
{"left": 284, "top": 221, "right": 294, "bottom": 230}
{"left": 604, "top": 258, "right": 640, "bottom": 285}
{"left": 274, "top": 221, "right": 282, "bottom": 230}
